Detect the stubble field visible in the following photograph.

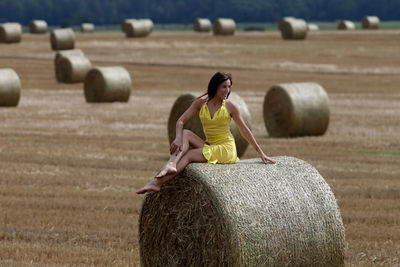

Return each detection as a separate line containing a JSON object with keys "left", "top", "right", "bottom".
{"left": 0, "top": 29, "right": 399, "bottom": 266}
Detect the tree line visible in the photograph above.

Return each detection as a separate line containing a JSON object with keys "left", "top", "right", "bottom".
{"left": 0, "top": 0, "right": 399, "bottom": 26}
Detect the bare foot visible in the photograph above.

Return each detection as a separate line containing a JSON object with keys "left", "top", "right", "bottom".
{"left": 136, "top": 179, "right": 161, "bottom": 194}
{"left": 155, "top": 162, "right": 177, "bottom": 178}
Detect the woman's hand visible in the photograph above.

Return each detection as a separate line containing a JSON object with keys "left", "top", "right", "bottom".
{"left": 260, "top": 151, "right": 275, "bottom": 164}
{"left": 170, "top": 138, "right": 183, "bottom": 155}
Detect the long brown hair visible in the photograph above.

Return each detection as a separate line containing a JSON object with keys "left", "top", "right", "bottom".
{"left": 198, "top": 72, "right": 232, "bottom": 100}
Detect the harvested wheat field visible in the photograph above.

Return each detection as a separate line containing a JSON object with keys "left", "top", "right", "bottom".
{"left": 0, "top": 30, "right": 399, "bottom": 266}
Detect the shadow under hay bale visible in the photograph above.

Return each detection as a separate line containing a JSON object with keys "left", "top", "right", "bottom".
{"left": 338, "top": 20, "right": 355, "bottom": 30}
{"left": 139, "top": 157, "right": 345, "bottom": 266}
{"left": 280, "top": 19, "right": 307, "bottom": 40}
{"left": 50, "top": 28, "right": 75, "bottom": 51}
{"left": 0, "top": 23, "right": 22, "bottom": 43}
{"left": 263, "top": 82, "right": 330, "bottom": 137}
{"left": 213, "top": 18, "right": 236, "bottom": 35}
{"left": 80, "top": 23, "right": 95, "bottom": 33}
{"left": 167, "top": 92, "right": 251, "bottom": 158}
{"left": 193, "top": 18, "right": 212, "bottom": 32}
{"left": 84, "top": 66, "right": 132, "bottom": 103}
{"left": 29, "top": 20, "right": 47, "bottom": 34}
{"left": 125, "top": 19, "right": 153, "bottom": 38}
{"left": 0, "top": 68, "right": 21, "bottom": 107}
{"left": 56, "top": 55, "right": 91, "bottom": 83}
{"left": 362, "top": 16, "right": 380, "bottom": 29}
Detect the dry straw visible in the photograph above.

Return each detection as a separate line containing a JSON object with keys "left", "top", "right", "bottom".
{"left": 84, "top": 66, "right": 132, "bottom": 103}
{"left": 167, "top": 92, "right": 251, "bottom": 158}
{"left": 280, "top": 18, "right": 307, "bottom": 40}
{"left": 213, "top": 18, "right": 236, "bottom": 35}
{"left": 50, "top": 28, "right": 75, "bottom": 50}
{"left": 307, "top": 23, "right": 319, "bottom": 31}
{"left": 80, "top": 23, "right": 95, "bottom": 33}
{"left": 0, "top": 68, "right": 21, "bottom": 107}
{"left": 338, "top": 20, "right": 355, "bottom": 30}
{"left": 125, "top": 19, "right": 153, "bottom": 37}
{"left": 55, "top": 55, "right": 92, "bottom": 83}
{"left": 278, "top": 16, "right": 295, "bottom": 31}
{"left": 263, "top": 82, "right": 330, "bottom": 137}
{"left": 193, "top": 18, "right": 212, "bottom": 32}
{"left": 121, "top": 19, "right": 136, "bottom": 33}
{"left": 362, "top": 16, "right": 380, "bottom": 29}
{"left": 0, "top": 23, "right": 22, "bottom": 43}
{"left": 29, "top": 20, "right": 48, "bottom": 34}
{"left": 139, "top": 156, "right": 345, "bottom": 266}
{"left": 54, "top": 49, "right": 85, "bottom": 65}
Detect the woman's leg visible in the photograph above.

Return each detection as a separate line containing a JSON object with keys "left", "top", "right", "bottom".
{"left": 156, "top": 129, "right": 205, "bottom": 178}
{"left": 136, "top": 147, "right": 206, "bottom": 194}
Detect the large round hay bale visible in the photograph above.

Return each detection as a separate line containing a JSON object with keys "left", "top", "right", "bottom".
{"left": 0, "top": 23, "right": 22, "bottom": 43}
{"left": 278, "top": 16, "right": 295, "bottom": 30}
{"left": 50, "top": 28, "right": 75, "bottom": 50}
{"left": 213, "top": 18, "right": 236, "bottom": 35}
{"left": 307, "top": 23, "right": 319, "bottom": 31}
{"left": 362, "top": 16, "right": 380, "bottom": 29}
{"left": 167, "top": 92, "right": 251, "bottom": 158}
{"left": 0, "top": 68, "right": 21, "bottom": 107}
{"left": 338, "top": 20, "right": 355, "bottom": 30}
{"left": 84, "top": 66, "right": 132, "bottom": 103}
{"left": 193, "top": 18, "right": 212, "bottom": 32}
{"left": 80, "top": 23, "right": 95, "bottom": 33}
{"left": 263, "top": 82, "right": 330, "bottom": 137}
{"left": 29, "top": 20, "right": 48, "bottom": 34}
{"left": 121, "top": 19, "right": 136, "bottom": 33}
{"left": 280, "top": 18, "right": 307, "bottom": 40}
{"left": 139, "top": 156, "right": 345, "bottom": 266}
{"left": 54, "top": 49, "right": 85, "bottom": 65}
{"left": 125, "top": 20, "right": 152, "bottom": 38}
{"left": 56, "top": 55, "right": 92, "bottom": 83}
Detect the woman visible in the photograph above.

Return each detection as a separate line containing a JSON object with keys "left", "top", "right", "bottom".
{"left": 136, "top": 72, "right": 274, "bottom": 194}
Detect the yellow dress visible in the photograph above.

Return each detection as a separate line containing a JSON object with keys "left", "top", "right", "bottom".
{"left": 199, "top": 99, "right": 240, "bottom": 164}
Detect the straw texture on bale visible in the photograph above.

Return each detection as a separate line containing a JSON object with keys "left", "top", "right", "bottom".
{"left": 125, "top": 20, "right": 153, "bottom": 38}
{"left": 0, "top": 23, "right": 22, "bottom": 43}
{"left": 121, "top": 19, "right": 136, "bottom": 33}
{"left": 362, "top": 16, "right": 380, "bottom": 29}
{"left": 80, "top": 23, "right": 95, "bottom": 33}
{"left": 139, "top": 156, "right": 345, "bottom": 266}
{"left": 0, "top": 68, "right": 21, "bottom": 107}
{"left": 50, "top": 28, "right": 75, "bottom": 50}
{"left": 84, "top": 66, "right": 132, "bottom": 103}
{"left": 280, "top": 19, "right": 307, "bottom": 40}
{"left": 29, "top": 20, "right": 47, "bottom": 34}
{"left": 194, "top": 18, "right": 212, "bottom": 32}
{"left": 278, "top": 16, "right": 295, "bottom": 30}
{"left": 307, "top": 23, "right": 319, "bottom": 31}
{"left": 213, "top": 18, "right": 236, "bottom": 35}
{"left": 54, "top": 49, "right": 84, "bottom": 66}
{"left": 338, "top": 20, "right": 355, "bottom": 30}
{"left": 263, "top": 82, "right": 330, "bottom": 137}
{"left": 56, "top": 55, "right": 92, "bottom": 83}
{"left": 167, "top": 92, "right": 251, "bottom": 158}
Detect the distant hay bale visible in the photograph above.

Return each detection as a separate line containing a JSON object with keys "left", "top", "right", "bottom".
{"left": 280, "top": 18, "right": 307, "bottom": 40}
{"left": 338, "top": 20, "right": 355, "bottom": 30}
{"left": 193, "top": 18, "right": 212, "bottom": 32}
{"left": 29, "top": 20, "right": 47, "bottom": 34}
{"left": 213, "top": 18, "right": 236, "bottom": 35}
{"left": 263, "top": 82, "right": 330, "bottom": 137}
{"left": 0, "top": 23, "right": 22, "bottom": 43}
{"left": 55, "top": 55, "right": 92, "bottom": 83}
{"left": 167, "top": 92, "right": 251, "bottom": 158}
{"left": 54, "top": 49, "right": 84, "bottom": 66}
{"left": 80, "top": 23, "right": 95, "bottom": 33}
{"left": 125, "top": 20, "right": 153, "bottom": 38}
{"left": 0, "top": 68, "right": 21, "bottom": 107}
{"left": 50, "top": 28, "right": 75, "bottom": 50}
{"left": 307, "top": 23, "right": 319, "bottom": 31}
{"left": 121, "top": 19, "right": 136, "bottom": 33}
{"left": 139, "top": 156, "right": 345, "bottom": 266}
{"left": 278, "top": 16, "right": 295, "bottom": 30}
{"left": 84, "top": 66, "right": 132, "bottom": 103}
{"left": 362, "top": 16, "right": 380, "bottom": 29}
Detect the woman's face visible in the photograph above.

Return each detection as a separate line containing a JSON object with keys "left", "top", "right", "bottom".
{"left": 216, "top": 79, "right": 231, "bottom": 100}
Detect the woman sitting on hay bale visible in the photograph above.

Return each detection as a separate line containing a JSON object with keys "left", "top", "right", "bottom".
{"left": 136, "top": 72, "right": 274, "bottom": 194}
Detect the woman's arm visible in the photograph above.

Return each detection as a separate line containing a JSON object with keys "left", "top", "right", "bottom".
{"left": 170, "top": 97, "right": 206, "bottom": 155}
{"left": 228, "top": 101, "right": 275, "bottom": 164}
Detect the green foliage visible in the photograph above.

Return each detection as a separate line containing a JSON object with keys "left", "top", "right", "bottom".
{"left": 0, "top": 0, "right": 399, "bottom": 25}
